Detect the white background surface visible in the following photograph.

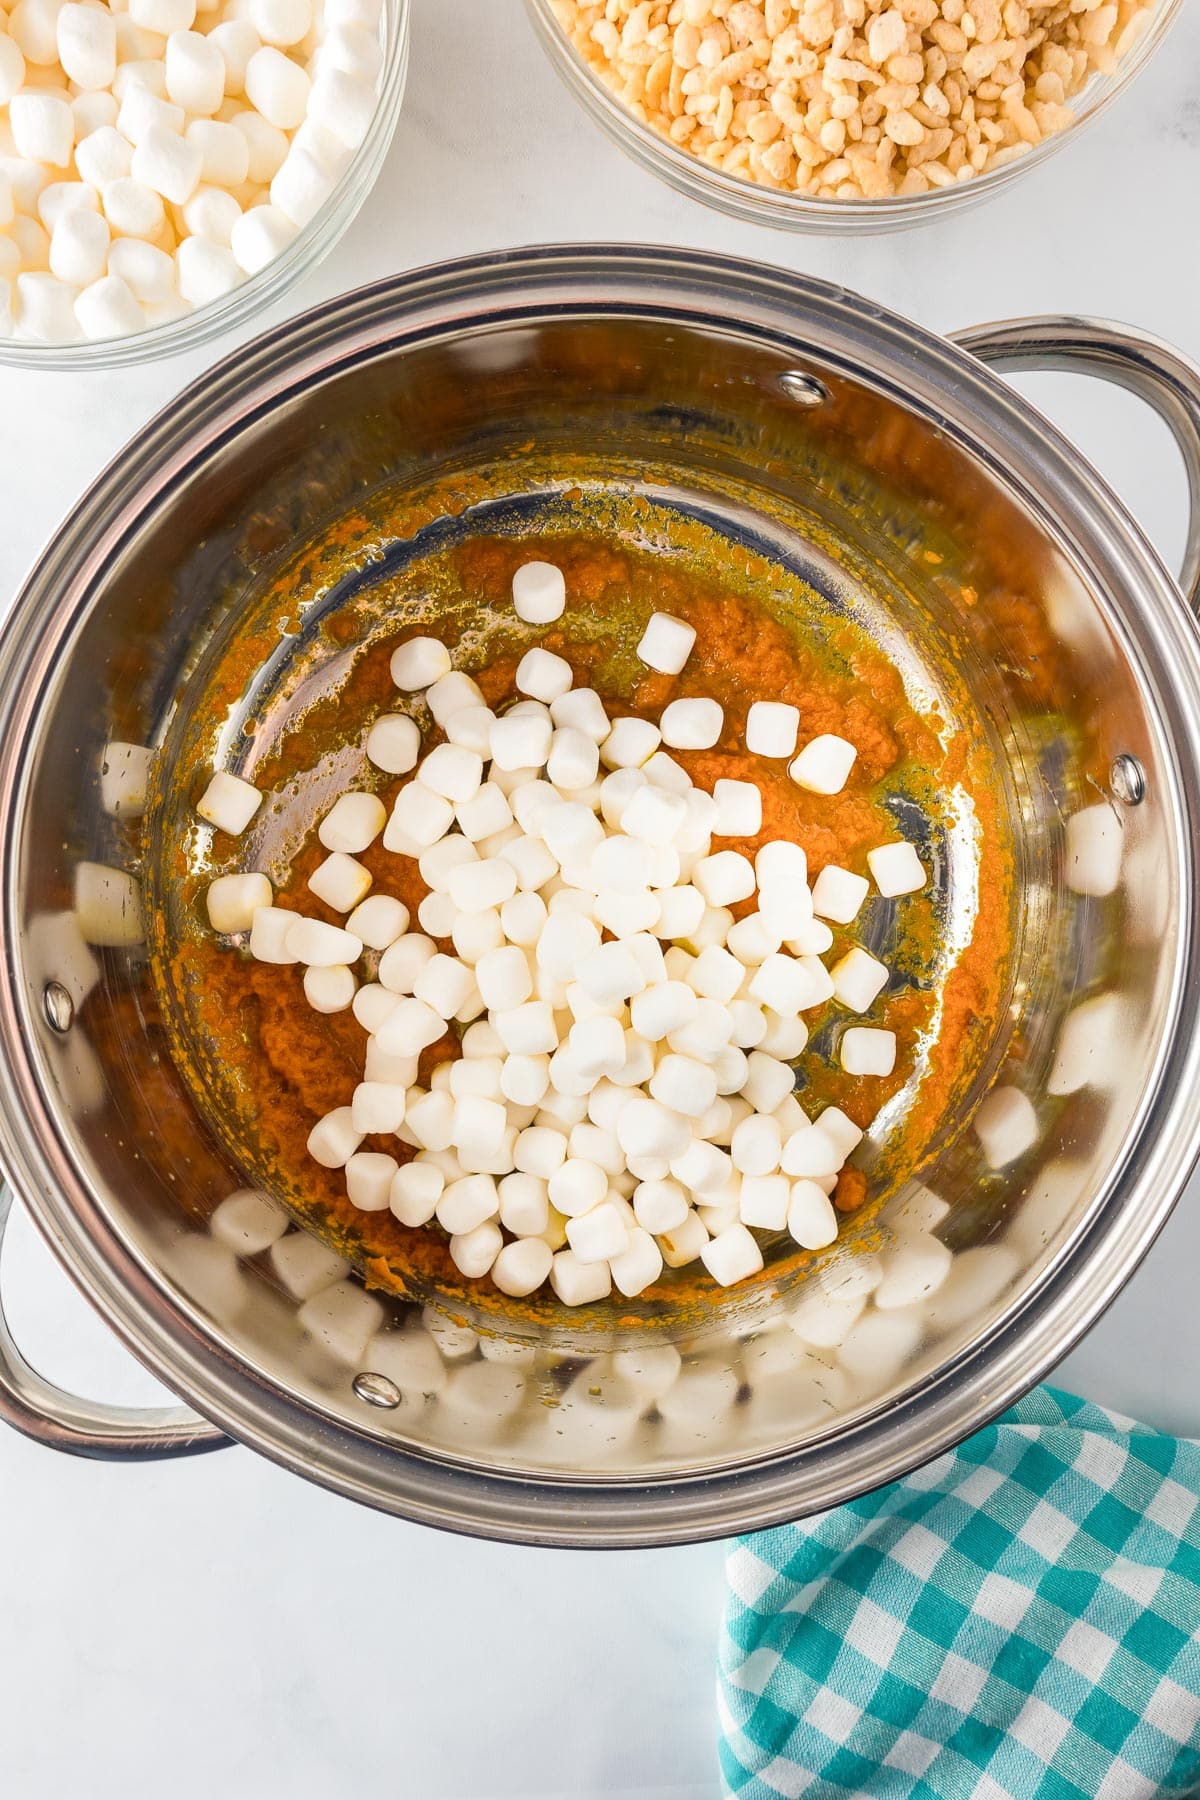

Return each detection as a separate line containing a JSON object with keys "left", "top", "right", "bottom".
{"left": 3, "top": 2, "right": 1200, "bottom": 1794}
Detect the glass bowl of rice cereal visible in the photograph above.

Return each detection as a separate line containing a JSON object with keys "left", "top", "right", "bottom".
{"left": 526, "top": 0, "right": 1182, "bottom": 232}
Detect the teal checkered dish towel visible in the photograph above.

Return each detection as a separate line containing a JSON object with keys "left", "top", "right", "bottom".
{"left": 719, "top": 1387, "right": 1200, "bottom": 1799}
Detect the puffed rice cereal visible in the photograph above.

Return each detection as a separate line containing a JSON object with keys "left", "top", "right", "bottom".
{"left": 547, "top": 0, "right": 1158, "bottom": 201}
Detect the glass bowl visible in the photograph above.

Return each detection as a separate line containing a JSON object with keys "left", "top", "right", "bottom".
{"left": 525, "top": 0, "right": 1182, "bottom": 234}
{"left": 0, "top": 0, "right": 409, "bottom": 370}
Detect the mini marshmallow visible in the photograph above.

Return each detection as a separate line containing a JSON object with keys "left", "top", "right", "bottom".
{"left": 446, "top": 857, "right": 516, "bottom": 915}
{"left": 130, "top": 0, "right": 197, "bottom": 31}
{"left": 547, "top": 726, "right": 599, "bottom": 792}
{"left": 513, "top": 649, "right": 573, "bottom": 709}
{"left": 498, "top": 833, "right": 556, "bottom": 892}
{"left": 101, "top": 177, "right": 165, "bottom": 240}
{"left": 578, "top": 941, "right": 645, "bottom": 1007}
{"left": 973, "top": 1084, "right": 1038, "bottom": 1169}
{"left": 206, "top": 871, "right": 272, "bottom": 932}
{"left": 49, "top": 207, "right": 110, "bottom": 288}
{"left": 551, "top": 686, "right": 612, "bottom": 743}
{"left": 443, "top": 706, "right": 495, "bottom": 756}
{"left": 365, "top": 713, "right": 421, "bottom": 775}
{"left": 748, "top": 952, "right": 833, "bottom": 1014}
{"left": 730, "top": 1113, "right": 782, "bottom": 1176}
{"left": 660, "top": 697, "right": 723, "bottom": 750}
{"left": 549, "top": 1157, "right": 609, "bottom": 1220}
{"left": 107, "top": 237, "right": 176, "bottom": 303}
{"left": 250, "top": 0, "right": 311, "bottom": 45}
{"left": 600, "top": 716, "right": 660, "bottom": 770}
{"left": 617, "top": 1097, "right": 691, "bottom": 1163}
{"left": 351, "top": 1080, "right": 406, "bottom": 1135}
{"left": 176, "top": 235, "right": 240, "bottom": 305}
{"left": 403, "top": 1089, "right": 454, "bottom": 1151}
{"left": 494, "top": 1000, "right": 558, "bottom": 1056}
{"left": 186, "top": 117, "right": 251, "bottom": 187}
{"left": 318, "top": 790, "right": 386, "bottom": 853}
{"left": 789, "top": 733, "right": 857, "bottom": 795}
{"left": 742, "top": 1050, "right": 796, "bottom": 1115}
{"left": 490, "top": 709, "right": 552, "bottom": 772}
{"left": 436, "top": 1174, "right": 500, "bottom": 1235}
{"left": 746, "top": 700, "right": 799, "bottom": 758}
{"left": 637, "top": 611, "right": 695, "bottom": 675}
{"left": 649, "top": 1052, "right": 718, "bottom": 1118}
{"left": 183, "top": 184, "right": 242, "bottom": 246}
{"left": 245, "top": 44, "right": 311, "bottom": 129}
{"left": 231, "top": 108, "right": 289, "bottom": 183}
{"left": 306, "top": 65, "right": 375, "bottom": 149}
{"left": 632, "top": 1177, "right": 690, "bottom": 1233}
{"left": 248, "top": 905, "right": 298, "bottom": 963}
{"left": 131, "top": 124, "right": 203, "bottom": 205}
{"left": 701, "top": 1222, "right": 763, "bottom": 1287}
{"left": 739, "top": 1173, "right": 790, "bottom": 1230}
{"left": 422, "top": 673, "right": 482, "bottom": 727}
{"left": 780, "top": 1124, "right": 841, "bottom": 1178}
{"left": 500, "top": 1053, "right": 550, "bottom": 1109}
{"left": 549, "top": 1249, "right": 611, "bottom": 1307}
{"left": 377, "top": 932, "right": 436, "bottom": 994}
{"left": 711, "top": 778, "right": 762, "bottom": 837}
{"left": 387, "top": 1159, "right": 444, "bottom": 1227}
{"left": 197, "top": 769, "right": 262, "bottom": 835}
{"left": 492, "top": 1237, "right": 553, "bottom": 1297}
{"left": 10, "top": 93, "right": 73, "bottom": 168}
{"left": 420, "top": 742, "right": 483, "bottom": 804}
{"left": 57, "top": 3, "right": 117, "bottom": 90}
{"left": 304, "top": 964, "right": 356, "bottom": 1013}
{"left": 285, "top": 916, "right": 363, "bottom": 966}
{"left": 450, "top": 907, "right": 503, "bottom": 963}
{"left": 867, "top": 839, "right": 927, "bottom": 898}
{"left": 787, "top": 1179, "right": 838, "bottom": 1249}
{"left": 811, "top": 864, "right": 870, "bottom": 923}
{"left": 629, "top": 980, "right": 697, "bottom": 1041}
{"left": 347, "top": 895, "right": 408, "bottom": 951}
{"left": 689, "top": 945, "right": 743, "bottom": 1005}
{"left": 308, "top": 851, "right": 371, "bottom": 912}
{"left": 693, "top": 850, "right": 755, "bottom": 907}
{"left": 725, "top": 912, "right": 781, "bottom": 965}
{"left": 165, "top": 28, "right": 225, "bottom": 113}
{"left": 269, "top": 140, "right": 332, "bottom": 226}
{"left": 658, "top": 1210, "right": 710, "bottom": 1269}
{"left": 307, "top": 1106, "right": 362, "bottom": 1169}
{"left": 0, "top": 38, "right": 25, "bottom": 108}
{"left": 414, "top": 953, "right": 476, "bottom": 1020}
{"left": 566, "top": 1199, "right": 629, "bottom": 1264}
{"left": 511, "top": 560, "right": 565, "bottom": 624}
{"left": 69, "top": 123, "right": 131, "bottom": 190}
{"left": 383, "top": 782, "right": 453, "bottom": 853}
{"left": 830, "top": 946, "right": 889, "bottom": 1013}
{"left": 839, "top": 1027, "right": 897, "bottom": 1077}
{"left": 352, "top": 982, "right": 400, "bottom": 1032}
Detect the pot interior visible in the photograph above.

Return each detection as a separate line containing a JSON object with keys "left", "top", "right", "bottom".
{"left": 7, "top": 295, "right": 1184, "bottom": 1511}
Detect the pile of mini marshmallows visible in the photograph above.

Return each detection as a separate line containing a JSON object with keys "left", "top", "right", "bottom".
{"left": 197, "top": 560, "right": 928, "bottom": 1305}
{"left": 0, "top": 0, "right": 381, "bottom": 343}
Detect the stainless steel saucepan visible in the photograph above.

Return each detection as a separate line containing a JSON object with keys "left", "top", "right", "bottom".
{"left": 2, "top": 247, "right": 1199, "bottom": 1545}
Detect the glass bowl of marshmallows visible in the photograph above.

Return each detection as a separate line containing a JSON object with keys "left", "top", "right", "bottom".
{"left": 0, "top": 0, "right": 408, "bottom": 364}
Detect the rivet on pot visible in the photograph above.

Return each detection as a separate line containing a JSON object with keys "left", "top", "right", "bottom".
{"left": 352, "top": 1370, "right": 402, "bottom": 1409}
{"left": 1110, "top": 754, "right": 1146, "bottom": 806}
{"left": 43, "top": 981, "right": 74, "bottom": 1033}
{"left": 778, "top": 371, "right": 829, "bottom": 407}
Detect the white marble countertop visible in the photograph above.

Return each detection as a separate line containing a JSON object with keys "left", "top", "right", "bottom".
{"left": 3, "top": 3, "right": 1200, "bottom": 1794}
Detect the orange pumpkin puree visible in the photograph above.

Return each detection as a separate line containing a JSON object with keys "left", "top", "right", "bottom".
{"left": 154, "top": 527, "right": 1010, "bottom": 1320}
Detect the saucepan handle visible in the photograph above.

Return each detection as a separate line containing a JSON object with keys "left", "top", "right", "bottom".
{"left": 0, "top": 1184, "right": 228, "bottom": 1460}
{"left": 951, "top": 315, "right": 1200, "bottom": 615}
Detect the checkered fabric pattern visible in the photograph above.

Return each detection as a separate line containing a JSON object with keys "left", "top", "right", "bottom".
{"left": 718, "top": 1387, "right": 1200, "bottom": 1799}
